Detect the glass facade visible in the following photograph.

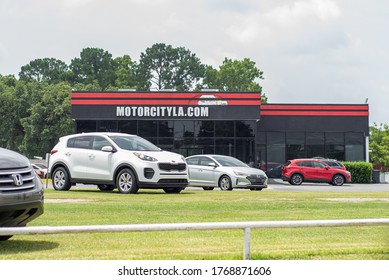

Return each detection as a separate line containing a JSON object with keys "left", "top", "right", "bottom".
{"left": 76, "top": 121, "right": 366, "bottom": 170}
{"left": 76, "top": 120, "right": 256, "bottom": 164}
{"left": 255, "top": 131, "right": 365, "bottom": 171}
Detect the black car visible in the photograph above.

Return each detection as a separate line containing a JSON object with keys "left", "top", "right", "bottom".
{"left": 265, "top": 163, "right": 283, "bottom": 178}
{"left": 0, "top": 148, "right": 44, "bottom": 241}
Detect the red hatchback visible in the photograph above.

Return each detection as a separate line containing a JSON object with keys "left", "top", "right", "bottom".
{"left": 282, "top": 159, "right": 351, "bottom": 186}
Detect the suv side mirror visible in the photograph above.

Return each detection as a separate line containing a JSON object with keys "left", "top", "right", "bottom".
{"left": 101, "top": 146, "right": 116, "bottom": 153}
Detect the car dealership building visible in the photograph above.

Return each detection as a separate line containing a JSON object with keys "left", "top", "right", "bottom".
{"left": 71, "top": 91, "right": 369, "bottom": 170}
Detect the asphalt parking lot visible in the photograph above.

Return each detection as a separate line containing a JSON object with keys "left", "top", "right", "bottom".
{"left": 267, "top": 178, "right": 389, "bottom": 192}
{"left": 43, "top": 179, "right": 389, "bottom": 193}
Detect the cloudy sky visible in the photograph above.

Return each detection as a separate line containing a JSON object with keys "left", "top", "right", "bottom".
{"left": 1, "top": 0, "right": 387, "bottom": 124}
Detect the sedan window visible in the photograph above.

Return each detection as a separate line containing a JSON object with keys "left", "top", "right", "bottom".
{"left": 186, "top": 157, "right": 201, "bottom": 165}
{"left": 212, "top": 156, "right": 247, "bottom": 167}
{"left": 199, "top": 157, "right": 216, "bottom": 167}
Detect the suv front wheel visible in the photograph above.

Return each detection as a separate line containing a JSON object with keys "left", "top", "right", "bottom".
{"left": 116, "top": 168, "right": 139, "bottom": 194}
{"left": 52, "top": 167, "right": 71, "bottom": 191}
{"left": 332, "top": 174, "right": 345, "bottom": 186}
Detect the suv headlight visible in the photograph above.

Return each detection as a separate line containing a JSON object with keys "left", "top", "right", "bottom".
{"left": 133, "top": 152, "right": 157, "bottom": 162}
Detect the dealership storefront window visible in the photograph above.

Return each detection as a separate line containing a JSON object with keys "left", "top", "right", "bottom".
{"left": 255, "top": 131, "right": 366, "bottom": 170}
{"left": 76, "top": 119, "right": 256, "bottom": 164}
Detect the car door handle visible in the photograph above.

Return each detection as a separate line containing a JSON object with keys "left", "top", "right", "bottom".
{"left": 89, "top": 154, "right": 95, "bottom": 159}
{"left": 65, "top": 152, "right": 71, "bottom": 156}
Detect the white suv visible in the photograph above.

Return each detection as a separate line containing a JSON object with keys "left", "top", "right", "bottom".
{"left": 49, "top": 132, "right": 188, "bottom": 194}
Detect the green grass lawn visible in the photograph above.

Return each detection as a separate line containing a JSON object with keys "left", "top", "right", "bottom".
{"left": 1, "top": 187, "right": 389, "bottom": 260}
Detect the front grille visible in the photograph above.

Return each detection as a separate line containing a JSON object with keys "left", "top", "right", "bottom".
{"left": 158, "top": 179, "right": 188, "bottom": 184}
{"left": 247, "top": 174, "right": 267, "bottom": 185}
{"left": 158, "top": 163, "right": 187, "bottom": 172}
{"left": 0, "top": 166, "right": 35, "bottom": 192}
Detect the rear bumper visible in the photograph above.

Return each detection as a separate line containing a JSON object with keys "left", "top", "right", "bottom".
{"left": 281, "top": 176, "right": 290, "bottom": 181}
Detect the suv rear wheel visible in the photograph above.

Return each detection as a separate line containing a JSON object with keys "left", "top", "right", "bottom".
{"left": 116, "top": 168, "right": 139, "bottom": 194}
{"left": 290, "top": 173, "right": 303, "bottom": 185}
{"left": 52, "top": 167, "right": 71, "bottom": 191}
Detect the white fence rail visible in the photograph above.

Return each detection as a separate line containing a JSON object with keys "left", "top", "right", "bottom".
{"left": 2, "top": 218, "right": 389, "bottom": 259}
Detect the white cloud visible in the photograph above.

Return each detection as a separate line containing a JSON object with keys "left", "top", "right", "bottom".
{"left": 59, "top": 0, "right": 94, "bottom": 8}
{"left": 268, "top": 0, "right": 340, "bottom": 24}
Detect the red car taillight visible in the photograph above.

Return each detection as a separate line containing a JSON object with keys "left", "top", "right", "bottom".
{"left": 50, "top": 149, "right": 58, "bottom": 155}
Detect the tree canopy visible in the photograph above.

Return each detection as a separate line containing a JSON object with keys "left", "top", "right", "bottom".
{"left": 70, "top": 48, "right": 117, "bottom": 90}
{"left": 137, "top": 43, "right": 206, "bottom": 91}
{"left": 202, "top": 58, "right": 264, "bottom": 92}
{"left": 19, "top": 58, "right": 69, "bottom": 84}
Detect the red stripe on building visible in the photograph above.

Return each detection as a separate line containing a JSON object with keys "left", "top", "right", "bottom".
{"left": 261, "top": 111, "right": 369, "bottom": 116}
{"left": 71, "top": 92, "right": 262, "bottom": 100}
{"left": 71, "top": 99, "right": 261, "bottom": 106}
{"left": 262, "top": 104, "right": 368, "bottom": 111}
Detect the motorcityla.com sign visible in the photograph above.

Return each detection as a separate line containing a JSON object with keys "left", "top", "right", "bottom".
{"left": 116, "top": 106, "right": 209, "bottom": 118}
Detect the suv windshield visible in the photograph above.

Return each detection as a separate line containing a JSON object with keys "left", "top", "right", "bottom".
{"left": 109, "top": 135, "right": 161, "bottom": 151}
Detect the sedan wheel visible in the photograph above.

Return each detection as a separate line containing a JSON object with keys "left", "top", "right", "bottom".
{"left": 332, "top": 174, "right": 345, "bottom": 186}
{"left": 116, "top": 169, "right": 139, "bottom": 194}
{"left": 219, "top": 175, "right": 233, "bottom": 191}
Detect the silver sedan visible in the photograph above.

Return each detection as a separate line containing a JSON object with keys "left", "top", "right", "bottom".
{"left": 185, "top": 154, "right": 268, "bottom": 191}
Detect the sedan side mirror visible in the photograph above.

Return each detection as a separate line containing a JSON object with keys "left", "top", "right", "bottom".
{"left": 208, "top": 162, "right": 217, "bottom": 168}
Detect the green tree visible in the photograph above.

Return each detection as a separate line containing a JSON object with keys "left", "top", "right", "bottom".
{"left": 70, "top": 48, "right": 117, "bottom": 90}
{"left": 19, "top": 82, "right": 74, "bottom": 158}
{"left": 202, "top": 58, "right": 264, "bottom": 92}
{"left": 114, "top": 55, "right": 137, "bottom": 89}
{"left": 0, "top": 78, "right": 37, "bottom": 152}
{"left": 19, "top": 58, "right": 69, "bottom": 84}
{"left": 0, "top": 75, "right": 18, "bottom": 149}
{"left": 137, "top": 43, "right": 205, "bottom": 91}
{"left": 369, "top": 123, "right": 389, "bottom": 169}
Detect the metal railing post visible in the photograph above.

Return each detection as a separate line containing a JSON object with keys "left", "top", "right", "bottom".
{"left": 243, "top": 227, "right": 251, "bottom": 260}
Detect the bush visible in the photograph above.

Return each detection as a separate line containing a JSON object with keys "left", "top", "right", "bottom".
{"left": 342, "top": 161, "right": 373, "bottom": 183}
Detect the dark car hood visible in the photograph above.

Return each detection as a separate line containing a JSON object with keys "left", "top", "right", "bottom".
{"left": 0, "top": 148, "right": 30, "bottom": 168}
